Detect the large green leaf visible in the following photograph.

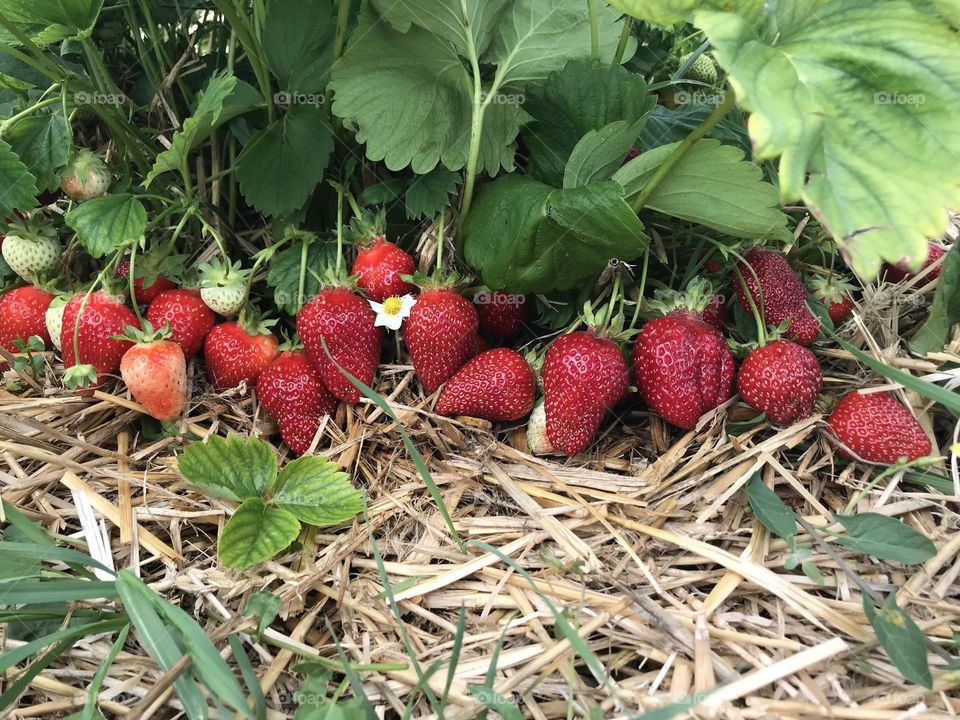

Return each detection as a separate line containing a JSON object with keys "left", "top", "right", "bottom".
{"left": 236, "top": 104, "right": 334, "bottom": 218}
{"left": 371, "top": 0, "right": 512, "bottom": 58}
{"left": 0, "top": 138, "right": 38, "bottom": 217}
{"left": 273, "top": 456, "right": 363, "bottom": 527}
{"left": 263, "top": 0, "right": 335, "bottom": 94}
{"left": 0, "top": 0, "right": 103, "bottom": 44}
{"left": 864, "top": 594, "right": 932, "bottom": 688}
{"left": 5, "top": 113, "right": 69, "bottom": 191}
{"left": 834, "top": 514, "right": 936, "bottom": 565}
{"left": 64, "top": 194, "right": 147, "bottom": 259}
{"left": 178, "top": 435, "right": 278, "bottom": 502}
{"left": 697, "top": 2, "right": 960, "bottom": 279}
{"left": 910, "top": 243, "right": 960, "bottom": 354}
{"left": 219, "top": 498, "right": 300, "bottom": 570}
{"left": 606, "top": 0, "right": 763, "bottom": 25}
{"left": 463, "top": 176, "right": 649, "bottom": 293}
{"left": 613, "top": 138, "right": 790, "bottom": 240}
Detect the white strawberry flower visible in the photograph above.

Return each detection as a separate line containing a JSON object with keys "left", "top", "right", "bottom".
{"left": 370, "top": 294, "right": 416, "bottom": 331}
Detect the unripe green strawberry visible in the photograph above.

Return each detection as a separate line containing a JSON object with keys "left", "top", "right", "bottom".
{"left": 60, "top": 149, "right": 111, "bottom": 201}
{"left": 680, "top": 52, "right": 718, "bottom": 84}
{"left": 45, "top": 295, "right": 70, "bottom": 351}
{"left": 1, "top": 221, "right": 61, "bottom": 282}
{"left": 198, "top": 258, "right": 250, "bottom": 317}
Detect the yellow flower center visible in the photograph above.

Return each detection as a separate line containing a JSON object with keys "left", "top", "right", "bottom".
{"left": 383, "top": 296, "right": 404, "bottom": 316}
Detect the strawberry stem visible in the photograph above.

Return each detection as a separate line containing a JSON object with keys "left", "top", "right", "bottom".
{"left": 436, "top": 211, "right": 445, "bottom": 274}
{"left": 335, "top": 184, "right": 345, "bottom": 278}
{"left": 587, "top": 0, "right": 599, "bottom": 59}
{"left": 630, "top": 247, "right": 650, "bottom": 329}
{"left": 733, "top": 265, "right": 766, "bottom": 345}
{"left": 127, "top": 242, "right": 146, "bottom": 328}
{"left": 298, "top": 235, "right": 309, "bottom": 311}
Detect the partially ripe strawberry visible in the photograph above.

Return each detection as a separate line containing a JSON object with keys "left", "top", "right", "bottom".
{"left": 1, "top": 220, "right": 61, "bottom": 283}
{"left": 808, "top": 275, "right": 856, "bottom": 325}
{"left": 198, "top": 258, "right": 250, "bottom": 317}
{"left": 883, "top": 243, "right": 947, "bottom": 283}
{"left": 61, "top": 291, "right": 138, "bottom": 386}
{"left": 116, "top": 256, "right": 177, "bottom": 305}
{"left": 737, "top": 340, "right": 821, "bottom": 425}
{"left": 351, "top": 237, "right": 416, "bottom": 302}
{"left": 736, "top": 249, "right": 820, "bottom": 345}
{"left": 632, "top": 310, "right": 735, "bottom": 430}
{"left": 204, "top": 322, "right": 279, "bottom": 390}
{"left": 475, "top": 292, "right": 530, "bottom": 340}
{"left": 257, "top": 350, "right": 338, "bottom": 454}
{"left": 435, "top": 349, "right": 535, "bottom": 421}
{"left": 525, "top": 400, "right": 554, "bottom": 455}
{"left": 297, "top": 287, "right": 383, "bottom": 404}
{"left": 0, "top": 286, "right": 54, "bottom": 352}
{"left": 404, "top": 287, "right": 480, "bottom": 393}
{"left": 120, "top": 327, "right": 187, "bottom": 421}
{"left": 543, "top": 330, "right": 628, "bottom": 456}
{"left": 826, "top": 391, "right": 931, "bottom": 464}
{"left": 60, "top": 149, "right": 111, "bottom": 201}
{"left": 146, "top": 289, "right": 215, "bottom": 359}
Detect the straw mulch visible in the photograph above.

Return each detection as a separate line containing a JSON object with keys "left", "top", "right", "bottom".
{"left": 2, "top": 254, "right": 960, "bottom": 719}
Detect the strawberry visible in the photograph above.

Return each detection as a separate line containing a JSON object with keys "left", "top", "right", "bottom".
{"left": 679, "top": 52, "right": 718, "bottom": 84}
{"left": 525, "top": 400, "right": 555, "bottom": 455}
{"left": 297, "top": 287, "right": 382, "bottom": 404}
{"left": 119, "top": 325, "right": 187, "bottom": 421}
{"left": 403, "top": 287, "right": 480, "bottom": 393}
{"left": 61, "top": 291, "right": 138, "bottom": 387}
{"left": 351, "top": 238, "right": 416, "bottom": 302}
{"left": 631, "top": 310, "right": 735, "bottom": 430}
{"left": 883, "top": 243, "right": 947, "bottom": 283}
{"left": 146, "top": 289, "right": 215, "bottom": 359}
{"left": 257, "top": 350, "right": 338, "bottom": 454}
{"left": 60, "top": 149, "right": 111, "bottom": 201}
{"left": 435, "top": 349, "right": 536, "bottom": 421}
{"left": 701, "top": 293, "right": 728, "bottom": 330}
{"left": 1, "top": 219, "right": 61, "bottom": 283}
{"left": 808, "top": 275, "right": 856, "bottom": 324}
{"left": 116, "top": 255, "right": 177, "bottom": 306}
{"left": 45, "top": 295, "right": 71, "bottom": 351}
{"left": 0, "top": 286, "right": 54, "bottom": 352}
{"left": 736, "top": 340, "right": 821, "bottom": 425}
{"left": 826, "top": 391, "right": 932, "bottom": 465}
{"left": 543, "top": 330, "right": 628, "bottom": 456}
{"left": 475, "top": 292, "right": 530, "bottom": 341}
{"left": 203, "top": 321, "right": 279, "bottom": 390}
{"left": 198, "top": 258, "right": 250, "bottom": 317}
{"left": 736, "top": 248, "right": 820, "bottom": 346}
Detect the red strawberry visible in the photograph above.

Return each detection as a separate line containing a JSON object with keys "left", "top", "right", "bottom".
{"left": 475, "top": 292, "right": 530, "bottom": 340}
{"left": 0, "top": 286, "right": 54, "bottom": 352}
{"left": 736, "top": 249, "right": 820, "bottom": 345}
{"left": 737, "top": 340, "right": 821, "bottom": 425}
{"left": 435, "top": 349, "right": 536, "bottom": 421}
{"left": 116, "top": 256, "right": 177, "bottom": 306}
{"left": 701, "top": 294, "right": 728, "bottom": 330}
{"left": 543, "top": 330, "right": 628, "bottom": 456}
{"left": 257, "top": 351, "right": 338, "bottom": 454}
{"left": 808, "top": 275, "right": 856, "bottom": 325}
{"left": 297, "top": 287, "right": 383, "bottom": 404}
{"left": 146, "top": 289, "right": 215, "bottom": 359}
{"left": 883, "top": 243, "right": 947, "bottom": 283}
{"left": 203, "top": 322, "right": 279, "bottom": 390}
{"left": 826, "top": 391, "right": 931, "bottom": 465}
{"left": 632, "top": 310, "right": 735, "bottom": 430}
{"left": 120, "top": 329, "right": 187, "bottom": 421}
{"left": 403, "top": 287, "right": 480, "bottom": 393}
{"left": 351, "top": 237, "right": 416, "bottom": 302}
{"left": 61, "top": 291, "right": 138, "bottom": 384}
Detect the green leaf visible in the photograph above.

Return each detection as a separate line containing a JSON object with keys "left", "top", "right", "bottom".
{"left": 910, "top": 243, "right": 960, "bottom": 354}
{"left": 0, "top": 137, "right": 38, "bottom": 217}
{"left": 371, "top": 0, "right": 511, "bottom": 57}
{"left": 266, "top": 239, "right": 337, "bottom": 315}
{"left": 5, "top": 113, "right": 69, "bottom": 191}
{"left": 864, "top": 594, "right": 932, "bottom": 688}
{"left": 64, "top": 194, "right": 147, "bottom": 258}
{"left": 697, "top": 2, "right": 960, "bottom": 279}
{"left": 0, "top": 579, "right": 116, "bottom": 604}
{"left": 178, "top": 435, "right": 278, "bottom": 502}
{"left": 640, "top": 103, "right": 749, "bottom": 150}
{"left": 833, "top": 513, "right": 936, "bottom": 565}
{"left": 243, "top": 591, "right": 281, "bottom": 642}
{"left": 273, "top": 457, "right": 363, "bottom": 527}
{"left": 522, "top": 59, "right": 655, "bottom": 187}
{"left": 613, "top": 138, "right": 790, "bottom": 240}
{"left": 563, "top": 119, "right": 647, "bottom": 189}
{"left": 606, "top": 0, "right": 763, "bottom": 25}
{"left": 467, "top": 686, "right": 524, "bottom": 720}
{"left": 745, "top": 474, "right": 797, "bottom": 540}
{"left": 219, "top": 499, "right": 301, "bottom": 570}
{"left": 263, "top": 0, "right": 335, "bottom": 94}
{"left": 330, "top": 6, "right": 519, "bottom": 175}
{"left": 404, "top": 169, "right": 461, "bottom": 220}
{"left": 0, "top": 0, "right": 103, "bottom": 44}
{"left": 463, "top": 176, "right": 649, "bottom": 293}
{"left": 237, "top": 105, "right": 334, "bottom": 218}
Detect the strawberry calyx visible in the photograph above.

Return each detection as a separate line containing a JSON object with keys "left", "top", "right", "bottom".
{"left": 409, "top": 270, "right": 468, "bottom": 292}
{"left": 198, "top": 257, "right": 250, "bottom": 291}
{"left": 114, "top": 320, "right": 172, "bottom": 344}
{"left": 64, "top": 363, "right": 98, "bottom": 389}
{"left": 646, "top": 277, "right": 717, "bottom": 317}
{"left": 237, "top": 306, "right": 277, "bottom": 338}
{"left": 346, "top": 208, "right": 387, "bottom": 247}
{"left": 4, "top": 213, "right": 57, "bottom": 244}
{"left": 807, "top": 274, "right": 856, "bottom": 305}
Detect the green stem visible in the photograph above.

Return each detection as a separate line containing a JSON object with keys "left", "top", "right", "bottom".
{"left": 212, "top": 0, "right": 274, "bottom": 122}
{"left": 333, "top": 0, "right": 351, "bottom": 60}
{"left": 587, "top": 0, "right": 600, "bottom": 60}
{"left": 71, "top": 260, "right": 118, "bottom": 371}
{"left": 630, "top": 92, "right": 735, "bottom": 213}
{"left": 612, "top": 17, "right": 634, "bottom": 65}
{"left": 0, "top": 18, "right": 65, "bottom": 80}
{"left": 733, "top": 265, "right": 766, "bottom": 345}
{"left": 336, "top": 186, "right": 345, "bottom": 278}
{"left": 127, "top": 243, "right": 146, "bottom": 328}
{"left": 629, "top": 247, "right": 650, "bottom": 329}
{"left": 457, "top": 36, "right": 491, "bottom": 249}
{"left": 795, "top": 516, "right": 882, "bottom": 603}
{"left": 0, "top": 95, "right": 61, "bottom": 138}
{"left": 436, "top": 212, "right": 445, "bottom": 273}
{"left": 298, "top": 236, "right": 309, "bottom": 310}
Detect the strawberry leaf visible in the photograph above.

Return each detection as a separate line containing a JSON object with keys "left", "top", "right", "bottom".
{"left": 833, "top": 513, "right": 936, "bottom": 565}
{"left": 266, "top": 240, "right": 336, "bottom": 315}
{"left": 403, "top": 169, "right": 461, "bottom": 220}
{"left": 745, "top": 474, "right": 797, "bottom": 541}
{"left": 910, "top": 243, "right": 960, "bottom": 354}
{"left": 5, "top": 113, "right": 69, "bottom": 192}
{"left": 563, "top": 119, "right": 648, "bottom": 189}
{"left": 613, "top": 138, "right": 790, "bottom": 241}
{"left": 272, "top": 456, "right": 363, "bottom": 527}
{"left": 863, "top": 594, "right": 932, "bottom": 688}
{"left": 696, "top": 1, "right": 960, "bottom": 279}
{"left": 0, "top": 138, "right": 39, "bottom": 218}
{"left": 219, "top": 498, "right": 300, "bottom": 570}
{"left": 605, "top": 0, "right": 764, "bottom": 26}
{"left": 262, "top": 0, "right": 334, "bottom": 94}
{"left": 64, "top": 194, "right": 146, "bottom": 258}
{"left": 178, "top": 435, "right": 278, "bottom": 502}
{"left": 0, "top": 0, "right": 104, "bottom": 44}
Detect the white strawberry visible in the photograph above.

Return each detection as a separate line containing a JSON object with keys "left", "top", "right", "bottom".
{"left": 45, "top": 295, "right": 71, "bottom": 351}
{"left": 198, "top": 257, "right": 250, "bottom": 317}
{"left": 1, "top": 219, "right": 62, "bottom": 282}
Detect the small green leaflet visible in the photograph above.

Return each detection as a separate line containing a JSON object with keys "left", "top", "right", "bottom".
{"left": 64, "top": 194, "right": 147, "bottom": 259}
{"left": 863, "top": 594, "right": 932, "bottom": 688}
{"left": 0, "top": 138, "right": 38, "bottom": 218}
{"left": 272, "top": 457, "right": 363, "bottom": 527}
{"left": 243, "top": 591, "right": 281, "bottom": 642}
{"left": 563, "top": 119, "right": 648, "bottom": 189}
{"left": 833, "top": 514, "right": 936, "bottom": 565}
{"left": 178, "top": 434, "right": 278, "bottom": 502}
{"left": 219, "top": 498, "right": 301, "bottom": 570}
{"left": 745, "top": 474, "right": 797, "bottom": 540}
{"left": 5, "top": 113, "right": 70, "bottom": 191}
